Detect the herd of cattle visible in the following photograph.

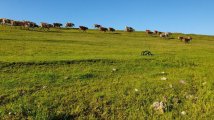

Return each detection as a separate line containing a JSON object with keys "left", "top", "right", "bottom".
{"left": 0, "top": 18, "right": 75, "bottom": 30}
{"left": 145, "top": 30, "right": 192, "bottom": 43}
{"left": 0, "top": 18, "right": 192, "bottom": 43}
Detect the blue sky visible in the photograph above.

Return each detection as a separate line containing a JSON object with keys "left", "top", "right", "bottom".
{"left": 1, "top": 0, "right": 214, "bottom": 35}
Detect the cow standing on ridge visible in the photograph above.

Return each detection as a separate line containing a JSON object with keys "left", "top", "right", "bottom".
{"left": 125, "top": 26, "right": 135, "bottom": 32}
{"left": 11, "top": 20, "right": 24, "bottom": 26}
{"left": 99, "top": 27, "right": 108, "bottom": 32}
{"left": 40, "top": 22, "right": 53, "bottom": 30}
{"left": 79, "top": 26, "right": 88, "bottom": 32}
{"left": 65, "top": 23, "right": 75, "bottom": 28}
{"left": 53, "top": 23, "right": 63, "bottom": 28}
{"left": 154, "top": 30, "right": 158, "bottom": 34}
{"left": 178, "top": 36, "right": 184, "bottom": 41}
{"left": 94, "top": 24, "right": 102, "bottom": 29}
{"left": 108, "top": 27, "right": 116, "bottom": 32}
{"left": 146, "top": 30, "right": 153, "bottom": 35}
{"left": 183, "top": 37, "right": 192, "bottom": 43}
{"left": 0, "top": 18, "right": 12, "bottom": 25}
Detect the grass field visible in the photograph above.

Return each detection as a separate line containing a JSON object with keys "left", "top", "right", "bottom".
{"left": 0, "top": 26, "right": 213, "bottom": 119}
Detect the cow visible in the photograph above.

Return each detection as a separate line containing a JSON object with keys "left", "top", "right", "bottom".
{"left": 160, "top": 32, "right": 172, "bottom": 38}
{"left": 53, "top": 23, "right": 63, "bottom": 28}
{"left": 125, "top": 26, "right": 135, "bottom": 32}
{"left": 94, "top": 24, "right": 102, "bottom": 29}
{"left": 154, "top": 30, "right": 163, "bottom": 35}
{"left": 160, "top": 34, "right": 166, "bottom": 38}
{"left": 108, "top": 27, "right": 115, "bottom": 32}
{"left": 178, "top": 36, "right": 184, "bottom": 41}
{"left": 146, "top": 30, "right": 153, "bottom": 35}
{"left": 65, "top": 22, "right": 75, "bottom": 28}
{"left": 11, "top": 20, "right": 24, "bottom": 26}
{"left": 10, "top": 20, "right": 30, "bottom": 29}
{"left": 26, "top": 21, "right": 39, "bottom": 30}
{"left": 40, "top": 22, "right": 53, "bottom": 30}
{"left": 160, "top": 33, "right": 168, "bottom": 38}
{"left": 10, "top": 20, "right": 32, "bottom": 27}
{"left": 0, "top": 18, "right": 12, "bottom": 25}
{"left": 22, "top": 21, "right": 38, "bottom": 28}
{"left": 79, "top": 26, "right": 88, "bottom": 32}
{"left": 99, "top": 27, "right": 108, "bottom": 32}
{"left": 154, "top": 30, "right": 159, "bottom": 34}
{"left": 183, "top": 37, "right": 192, "bottom": 43}
{"left": 0, "top": 19, "right": 3, "bottom": 25}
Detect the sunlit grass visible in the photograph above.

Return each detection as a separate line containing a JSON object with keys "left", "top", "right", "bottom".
{"left": 0, "top": 26, "right": 213, "bottom": 119}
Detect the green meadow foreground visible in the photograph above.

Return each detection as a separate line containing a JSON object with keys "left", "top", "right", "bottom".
{"left": 0, "top": 26, "right": 213, "bottom": 119}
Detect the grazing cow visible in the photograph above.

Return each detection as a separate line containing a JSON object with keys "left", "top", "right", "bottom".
{"left": 10, "top": 20, "right": 34, "bottom": 30}
{"left": 160, "top": 32, "right": 171, "bottom": 38}
{"left": 40, "top": 22, "right": 53, "bottom": 30}
{"left": 11, "top": 20, "right": 25, "bottom": 26}
{"left": 79, "top": 26, "right": 88, "bottom": 32}
{"left": 178, "top": 36, "right": 184, "bottom": 41}
{"left": 0, "top": 19, "right": 3, "bottom": 24}
{"left": 0, "top": 18, "right": 12, "bottom": 25}
{"left": 160, "top": 33, "right": 168, "bottom": 38}
{"left": 53, "top": 23, "right": 63, "bottom": 28}
{"left": 94, "top": 24, "right": 102, "bottom": 29}
{"left": 125, "top": 26, "right": 135, "bottom": 32}
{"left": 108, "top": 27, "right": 115, "bottom": 32}
{"left": 183, "top": 37, "right": 192, "bottom": 43}
{"left": 154, "top": 30, "right": 159, "bottom": 34}
{"left": 160, "top": 34, "right": 166, "bottom": 38}
{"left": 65, "top": 22, "right": 75, "bottom": 28}
{"left": 146, "top": 30, "right": 153, "bottom": 35}
{"left": 154, "top": 30, "right": 163, "bottom": 35}
{"left": 99, "top": 27, "right": 108, "bottom": 32}
{"left": 22, "top": 21, "right": 38, "bottom": 28}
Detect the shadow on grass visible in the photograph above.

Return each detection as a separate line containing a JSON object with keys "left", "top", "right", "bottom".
{"left": 50, "top": 113, "right": 79, "bottom": 120}
{"left": 0, "top": 59, "right": 117, "bottom": 70}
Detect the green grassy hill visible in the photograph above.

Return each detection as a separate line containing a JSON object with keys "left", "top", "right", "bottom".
{"left": 0, "top": 26, "right": 213, "bottom": 119}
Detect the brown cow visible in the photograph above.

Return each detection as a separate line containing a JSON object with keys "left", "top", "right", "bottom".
{"left": 40, "top": 22, "right": 53, "bottom": 30}
{"left": 183, "top": 37, "right": 192, "bottom": 43}
{"left": 23, "top": 21, "right": 38, "bottom": 28}
{"left": 178, "top": 36, "right": 184, "bottom": 41}
{"left": 154, "top": 30, "right": 159, "bottom": 34}
{"left": 65, "top": 23, "right": 75, "bottom": 28}
{"left": 0, "top": 18, "right": 3, "bottom": 25}
{"left": 108, "top": 27, "right": 115, "bottom": 32}
{"left": 11, "top": 20, "right": 24, "bottom": 26}
{"left": 10, "top": 20, "right": 31, "bottom": 30}
{"left": 146, "top": 30, "right": 153, "bottom": 35}
{"left": 99, "top": 27, "right": 108, "bottom": 32}
{"left": 79, "top": 26, "right": 88, "bottom": 32}
{"left": 154, "top": 30, "right": 163, "bottom": 35}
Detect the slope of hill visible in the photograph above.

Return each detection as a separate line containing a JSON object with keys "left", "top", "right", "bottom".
{"left": 0, "top": 26, "right": 213, "bottom": 119}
